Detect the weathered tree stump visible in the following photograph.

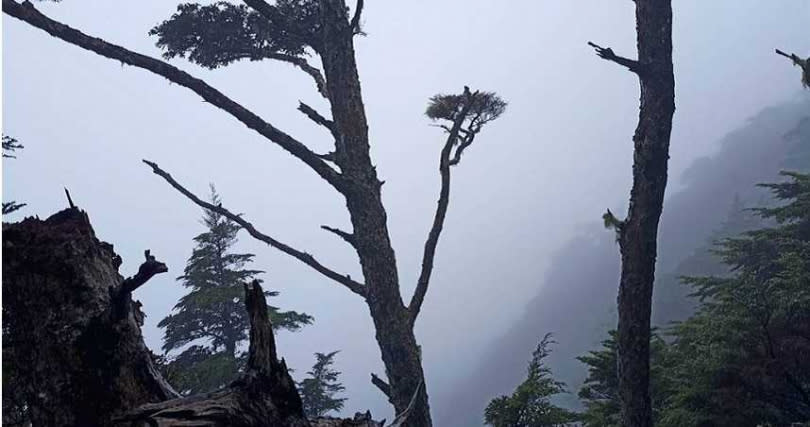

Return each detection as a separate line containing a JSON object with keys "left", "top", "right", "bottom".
{"left": 2, "top": 208, "right": 380, "bottom": 426}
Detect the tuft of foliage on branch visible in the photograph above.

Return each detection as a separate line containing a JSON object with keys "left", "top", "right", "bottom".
{"left": 159, "top": 186, "right": 312, "bottom": 395}
{"left": 426, "top": 90, "right": 507, "bottom": 130}
{"left": 2, "top": 135, "right": 23, "bottom": 158}
{"left": 149, "top": 1, "right": 321, "bottom": 69}
{"left": 484, "top": 334, "right": 579, "bottom": 427}
{"left": 298, "top": 351, "right": 347, "bottom": 418}
{"left": 2, "top": 135, "right": 26, "bottom": 216}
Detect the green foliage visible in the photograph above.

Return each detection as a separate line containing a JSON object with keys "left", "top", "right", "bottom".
{"left": 577, "top": 331, "right": 673, "bottom": 427}
{"left": 426, "top": 90, "right": 507, "bottom": 127}
{"left": 663, "top": 171, "right": 810, "bottom": 426}
{"left": 485, "top": 334, "right": 578, "bottom": 427}
{"left": 601, "top": 209, "right": 623, "bottom": 231}
{"left": 298, "top": 351, "right": 347, "bottom": 418}
{"left": 579, "top": 172, "right": 810, "bottom": 426}
{"left": 159, "top": 186, "right": 312, "bottom": 395}
{"left": 149, "top": 1, "right": 320, "bottom": 69}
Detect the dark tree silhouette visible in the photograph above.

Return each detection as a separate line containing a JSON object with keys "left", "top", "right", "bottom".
{"left": 2, "top": 1, "right": 506, "bottom": 425}
{"left": 587, "top": 1, "right": 675, "bottom": 426}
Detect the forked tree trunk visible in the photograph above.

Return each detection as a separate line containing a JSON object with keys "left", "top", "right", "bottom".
{"left": 614, "top": 2, "right": 675, "bottom": 426}
{"left": 2, "top": 208, "right": 380, "bottom": 427}
{"left": 318, "top": 1, "right": 430, "bottom": 426}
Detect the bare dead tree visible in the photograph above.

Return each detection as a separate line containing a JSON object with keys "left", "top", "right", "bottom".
{"left": 588, "top": 2, "right": 675, "bottom": 427}
{"left": 775, "top": 49, "right": 809, "bottom": 89}
{"left": 3, "top": 1, "right": 506, "bottom": 425}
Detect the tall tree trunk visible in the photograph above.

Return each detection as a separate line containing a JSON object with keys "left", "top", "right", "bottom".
{"left": 318, "top": 1, "right": 430, "bottom": 426}
{"left": 613, "top": 2, "right": 675, "bottom": 426}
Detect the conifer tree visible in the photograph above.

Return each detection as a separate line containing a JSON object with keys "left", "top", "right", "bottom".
{"left": 159, "top": 186, "right": 312, "bottom": 395}
{"left": 485, "top": 334, "right": 578, "bottom": 427}
{"left": 298, "top": 351, "right": 347, "bottom": 418}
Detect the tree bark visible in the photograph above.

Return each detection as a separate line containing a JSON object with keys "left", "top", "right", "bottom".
{"left": 594, "top": 2, "right": 676, "bottom": 426}
{"left": 317, "top": 1, "right": 431, "bottom": 426}
{"left": 2, "top": 208, "right": 380, "bottom": 427}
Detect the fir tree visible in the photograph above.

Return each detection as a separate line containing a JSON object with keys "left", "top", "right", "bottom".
{"left": 485, "top": 334, "right": 578, "bottom": 427}
{"left": 159, "top": 186, "right": 312, "bottom": 395}
{"left": 298, "top": 351, "right": 347, "bottom": 418}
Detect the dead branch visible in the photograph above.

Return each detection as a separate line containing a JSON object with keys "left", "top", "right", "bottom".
{"left": 64, "top": 187, "right": 76, "bottom": 209}
{"left": 588, "top": 41, "right": 643, "bottom": 74}
{"left": 120, "top": 249, "right": 168, "bottom": 294}
{"left": 299, "top": 101, "right": 339, "bottom": 139}
{"left": 370, "top": 373, "right": 392, "bottom": 401}
{"left": 321, "top": 225, "right": 356, "bottom": 247}
{"left": 143, "top": 159, "right": 367, "bottom": 297}
{"left": 2, "top": 0, "right": 345, "bottom": 191}
{"left": 350, "top": 0, "right": 364, "bottom": 34}
{"left": 268, "top": 54, "right": 329, "bottom": 98}
{"left": 775, "top": 48, "right": 809, "bottom": 88}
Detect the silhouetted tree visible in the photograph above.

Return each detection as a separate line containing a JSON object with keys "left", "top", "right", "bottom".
{"left": 3, "top": 2, "right": 506, "bottom": 424}
{"left": 484, "top": 334, "right": 578, "bottom": 427}
{"left": 587, "top": 1, "right": 675, "bottom": 425}
{"left": 160, "top": 186, "right": 311, "bottom": 395}
{"left": 298, "top": 351, "right": 347, "bottom": 418}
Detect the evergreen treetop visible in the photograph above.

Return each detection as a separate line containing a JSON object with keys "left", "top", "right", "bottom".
{"left": 298, "top": 351, "right": 347, "bottom": 418}
{"left": 159, "top": 186, "right": 312, "bottom": 394}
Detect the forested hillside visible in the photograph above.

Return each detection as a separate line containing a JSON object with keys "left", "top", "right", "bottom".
{"left": 441, "top": 96, "right": 810, "bottom": 426}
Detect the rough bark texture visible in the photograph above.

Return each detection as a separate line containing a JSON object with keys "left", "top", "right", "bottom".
{"left": 318, "top": 1, "right": 431, "bottom": 425}
{"left": 3, "top": 208, "right": 178, "bottom": 426}
{"left": 596, "top": 1, "right": 676, "bottom": 426}
{"left": 2, "top": 209, "right": 381, "bottom": 427}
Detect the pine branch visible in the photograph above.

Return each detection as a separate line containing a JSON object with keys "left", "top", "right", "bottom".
{"left": 143, "top": 160, "right": 367, "bottom": 297}
{"left": 2, "top": 0, "right": 345, "bottom": 191}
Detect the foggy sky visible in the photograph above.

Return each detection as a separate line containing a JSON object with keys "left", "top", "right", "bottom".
{"left": 3, "top": 0, "right": 808, "bottom": 423}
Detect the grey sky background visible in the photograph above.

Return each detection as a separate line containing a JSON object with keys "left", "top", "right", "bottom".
{"left": 3, "top": 0, "right": 808, "bottom": 422}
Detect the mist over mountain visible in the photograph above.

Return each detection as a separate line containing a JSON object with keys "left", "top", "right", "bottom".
{"left": 438, "top": 95, "right": 810, "bottom": 427}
